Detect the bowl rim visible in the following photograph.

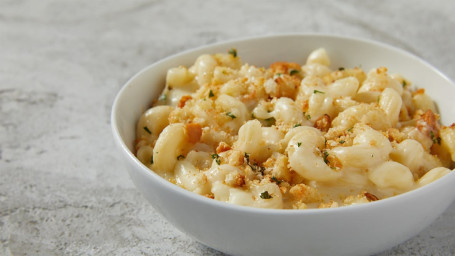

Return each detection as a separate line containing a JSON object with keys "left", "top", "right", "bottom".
{"left": 111, "top": 33, "right": 455, "bottom": 215}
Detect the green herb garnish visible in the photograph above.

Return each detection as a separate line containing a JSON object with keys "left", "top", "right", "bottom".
{"left": 303, "top": 112, "right": 311, "bottom": 120}
{"left": 143, "top": 126, "right": 152, "bottom": 134}
{"left": 271, "top": 176, "right": 282, "bottom": 184}
{"left": 297, "top": 142, "right": 302, "bottom": 147}
{"left": 244, "top": 152, "right": 264, "bottom": 174}
{"left": 159, "top": 94, "right": 167, "bottom": 101}
{"left": 294, "top": 123, "right": 301, "bottom": 128}
{"left": 258, "top": 165, "right": 266, "bottom": 175}
{"left": 260, "top": 191, "right": 272, "bottom": 199}
{"left": 338, "top": 67, "right": 345, "bottom": 71}
{"left": 289, "top": 69, "right": 299, "bottom": 76}
{"left": 430, "top": 131, "right": 441, "bottom": 145}
{"left": 226, "top": 112, "right": 236, "bottom": 119}
{"left": 244, "top": 152, "right": 253, "bottom": 169}
{"left": 339, "top": 140, "right": 345, "bottom": 144}
{"left": 209, "top": 90, "right": 215, "bottom": 97}
{"left": 313, "top": 90, "right": 325, "bottom": 94}
{"left": 228, "top": 48, "right": 237, "bottom": 58}
{"left": 211, "top": 153, "right": 221, "bottom": 165}
{"left": 323, "top": 151, "right": 329, "bottom": 164}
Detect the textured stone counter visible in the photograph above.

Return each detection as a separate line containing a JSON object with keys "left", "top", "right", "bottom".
{"left": 1, "top": 0, "right": 454, "bottom": 255}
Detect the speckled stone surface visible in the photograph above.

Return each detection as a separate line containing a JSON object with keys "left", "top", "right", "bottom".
{"left": 1, "top": 0, "right": 454, "bottom": 255}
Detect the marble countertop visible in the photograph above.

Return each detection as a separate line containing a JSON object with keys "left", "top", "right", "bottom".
{"left": 1, "top": 0, "right": 455, "bottom": 255}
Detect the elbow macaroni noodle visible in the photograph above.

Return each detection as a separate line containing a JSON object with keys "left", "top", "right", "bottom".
{"left": 135, "top": 48, "right": 455, "bottom": 209}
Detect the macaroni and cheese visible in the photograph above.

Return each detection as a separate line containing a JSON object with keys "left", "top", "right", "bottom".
{"left": 135, "top": 48, "right": 455, "bottom": 209}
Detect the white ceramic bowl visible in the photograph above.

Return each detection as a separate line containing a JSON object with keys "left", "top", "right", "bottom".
{"left": 111, "top": 34, "right": 455, "bottom": 256}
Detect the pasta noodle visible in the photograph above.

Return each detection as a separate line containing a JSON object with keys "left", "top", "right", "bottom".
{"left": 135, "top": 48, "right": 454, "bottom": 209}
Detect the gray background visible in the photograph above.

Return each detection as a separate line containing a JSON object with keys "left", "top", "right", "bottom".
{"left": 1, "top": 0, "right": 454, "bottom": 255}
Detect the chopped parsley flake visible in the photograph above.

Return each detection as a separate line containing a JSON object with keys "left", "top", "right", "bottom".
{"left": 228, "top": 48, "right": 237, "bottom": 58}
{"left": 430, "top": 131, "right": 441, "bottom": 145}
{"left": 244, "top": 152, "right": 264, "bottom": 174}
{"left": 323, "top": 151, "right": 329, "bottom": 164}
{"left": 244, "top": 152, "right": 253, "bottom": 169}
{"left": 297, "top": 142, "right": 302, "bottom": 147}
{"left": 402, "top": 80, "right": 407, "bottom": 88}
{"left": 294, "top": 123, "right": 301, "bottom": 128}
{"left": 258, "top": 165, "right": 266, "bottom": 175}
{"left": 143, "top": 126, "right": 152, "bottom": 134}
{"left": 209, "top": 90, "right": 215, "bottom": 97}
{"left": 159, "top": 94, "right": 167, "bottom": 101}
{"left": 289, "top": 69, "right": 299, "bottom": 76}
{"left": 313, "top": 90, "right": 325, "bottom": 94}
{"left": 271, "top": 176, "right": 282, "bottom": 184}
{"left": 338, "top": 67, "right": 345, "bottom": 71}
{"left": 339, "top": 140, "right": 345, "bottom": 144}
{"left": 260, "top": 191, "right": 272, "bottom": 199}
{"left": 226, "top": 112, "right": 236, "bottom": 119}
{"left": 211, "top": 153, "right": 221, "bottom": 165}
{"left": 347, "top": 127, "right": 353, "bottom": 132}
